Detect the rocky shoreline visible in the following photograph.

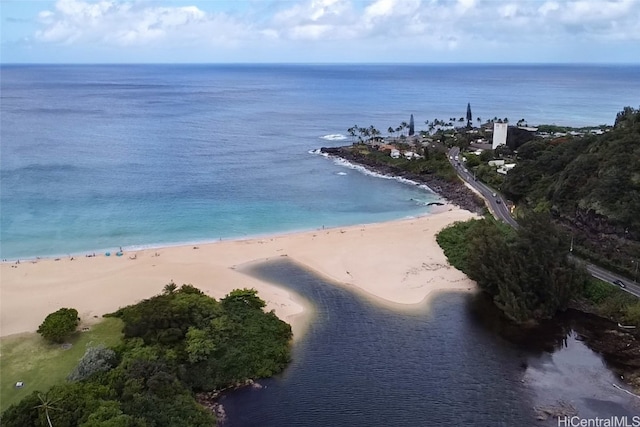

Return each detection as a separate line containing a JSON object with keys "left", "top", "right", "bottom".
{"left": 320, "top": 146, "right": 485, "bottom": 214}
{"left": 568, "top": 300, "right": 640, "bottom": 393}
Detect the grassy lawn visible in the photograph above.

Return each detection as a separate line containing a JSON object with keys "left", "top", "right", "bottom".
{"left": 0, "top": 317, "right": 123, "bottom": 413}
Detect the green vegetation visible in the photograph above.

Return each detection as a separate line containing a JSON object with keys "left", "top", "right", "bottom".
{"left": 67, "top": 346, "right": 117, "bottom": 383}
{"left": 37, "top": 308, "right": 79, "bottom": 344}
{"left": 1, "top": 285, "right": 292, "bottom": 426}
{"left": 438, "top": 214, "right": 640, "bottom": 327}
{"left": 580, "top": 278, "right": 640, "bottom": 326}
{"left": 1, "top": 317, "right": 124, "bottom": 413}
{"left": 501, "top": 107, "right": 640, "bottom": 278}
{"left": 437, "top": 213, "right": 588, "bottom": 324}
{"left": 348, "top": 142, "right": 457, "bottom": 182}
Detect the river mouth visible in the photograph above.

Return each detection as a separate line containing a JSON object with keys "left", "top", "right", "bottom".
{"left": 220, "top": 259, "right": 639, "bottom": 426}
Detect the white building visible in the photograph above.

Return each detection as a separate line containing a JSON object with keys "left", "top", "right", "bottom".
{"left": 492, "top": 122, "right": 508, "bottom": 149}
{"left": 390, "top": 149, "right": 400, "bottom": 159}
{"left": 497, "top": 163, "right": 517, "bottom": 175}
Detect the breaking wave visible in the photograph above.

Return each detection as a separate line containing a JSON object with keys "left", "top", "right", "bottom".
{"left": 320, "top": 134, "right": 347, "bottom": 141}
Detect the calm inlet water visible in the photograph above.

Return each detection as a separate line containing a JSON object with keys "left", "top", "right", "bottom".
{"left": 219, "top": 261, "right": 640, "bottom": 426}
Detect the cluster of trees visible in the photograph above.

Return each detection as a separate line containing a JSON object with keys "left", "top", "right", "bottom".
{"left": 349, "top": 117, "right": 421, "bottom": 145}
{"left": 352, "top": 104, "right": 490, "bottom": 142}
{"left": 37, "top": 308, "right": 79, "bottom": 344}
{"left": 501, "top": 106, "right": 640, "bottom": 275}
{"left": 347, "top": 125, "right": 383, "bottom": 144}
{"left": 437, "top": 213, "right": 588, "bottom": 324}
{"left": 351, "top": 140, "right": 457, "bottom": 182}
{"left": 2, "top": 285, "right": 292, "bottom": 427}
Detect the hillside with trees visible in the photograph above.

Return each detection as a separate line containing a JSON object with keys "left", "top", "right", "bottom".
{"left": 501, "top": 107, "right": 640, "bottom": 277}
{"left": 1, "top": 285, "right": 292, "bottom": 427}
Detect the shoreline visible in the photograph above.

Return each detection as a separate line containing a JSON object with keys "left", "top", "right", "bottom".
{"left": 1, "top": 210, "right": 448, "bottom": 265}
{"left": 0, "top": 205, "right": 478, "bottom": 339}
{"left": 319, "top": 146, "right": 485, "bottom": 214}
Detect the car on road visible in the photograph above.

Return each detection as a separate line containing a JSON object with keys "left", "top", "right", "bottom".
{"left": 613, "top": 279, "right": 626, "bottom": 288}
{"left": 496, "top": 199, "right": 501, "bottom": 204}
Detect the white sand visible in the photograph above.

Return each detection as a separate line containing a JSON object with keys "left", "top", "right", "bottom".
{"left": 0, "top": 206, "right": 477, "bottom": 340}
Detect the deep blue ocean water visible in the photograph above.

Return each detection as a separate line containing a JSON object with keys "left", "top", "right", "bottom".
{"left": 2, "top": 64, "right": 639, "bottom": 259}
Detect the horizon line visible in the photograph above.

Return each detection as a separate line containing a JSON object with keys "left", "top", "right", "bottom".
{"left": 2, "top": 61, "right": 640, "bottom": 66}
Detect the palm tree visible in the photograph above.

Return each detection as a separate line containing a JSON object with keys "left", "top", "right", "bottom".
{"left": 400, "top": 121, "right": 409, "bottom": 137}
{"left": 347, "top": 126, "right": 358, "bottom": 143}
{"left": 35, "top": 392, "right": 61, "bottom": 427}
{"left": 370, "top": 126, "right": 381, "bottom": 142}
{"left": 388, "top": 126, "right": 395, "bottom": 140}
{"left": 361, "top": 127, "right": 371, "bottom": 143}
{"left": 163, "top": 282, "right": 177, "bottom": 294}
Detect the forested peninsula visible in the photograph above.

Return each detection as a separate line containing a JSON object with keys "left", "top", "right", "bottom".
{"left": 1, "top": 285, "right": 292, "bottom": 426}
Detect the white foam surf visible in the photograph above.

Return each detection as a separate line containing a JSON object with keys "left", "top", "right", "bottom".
{"left": 320, "top": 134, "right": 347, "bottom": 141}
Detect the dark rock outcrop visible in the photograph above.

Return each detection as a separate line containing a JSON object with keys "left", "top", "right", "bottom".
{"left": 320, "top": 146, "right": 485, "bottom": 214}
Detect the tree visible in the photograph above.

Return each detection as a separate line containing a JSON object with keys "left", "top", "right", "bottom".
{"left": 68, "top": 345, "right": 117, "bottom": 382}
{"left": 466, "top": 103, "right": 472, "bottom": 128}
{"left": 163, "top": 281, "right": 177, "bottom": 295}
{"left": 387, "top": 126, "right": 395, "bottom": 139}
{"left": 400, "top": 121, "right": 409, "bottom": 137}
{"left": 185, "top": 327, "right": 216, "bottom": 363}
{"left": 408, "top": 114, "right": 415, "bottom": 136}
{"left": 35, "top": 392, "right": 61, "bottom": 427}
{"left": 37, "top": 308, "right": 79, "bottom": 343}
{"left": 347, "top": 125, "right": 358, "bottom": 143}
{"left": 463, "top": 214, "right": 586, "bottom": 324}
{"left": 221, "top": 288, "right": 266, "bottom": 311}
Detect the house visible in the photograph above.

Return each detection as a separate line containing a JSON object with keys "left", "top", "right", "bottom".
{"left": 488, "top": 160, "right": 505, "bottom": 167}
{"left": 404, "top": 151, "right": 422, "bottom": 159}
{"left": 390, "top": 149, "right": 400, "bottom": 159}
{"left": 496, "top": 163, "right": 516, "bottom": 175}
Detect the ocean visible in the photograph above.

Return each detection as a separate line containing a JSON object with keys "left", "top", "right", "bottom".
{"left": 1, "top": 64, "right": 639, "bottom": 259}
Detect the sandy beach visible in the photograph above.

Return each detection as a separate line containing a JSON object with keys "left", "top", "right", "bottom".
{"left": 0, "top": 206, "right": 477, "bottom": 340}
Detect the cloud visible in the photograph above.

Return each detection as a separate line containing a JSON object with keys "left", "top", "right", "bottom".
{"left": 25, "top": 0, "right": 640, "bottom": 60}
{"left": 34, "top": 0, "right": 248, "bottom": 47}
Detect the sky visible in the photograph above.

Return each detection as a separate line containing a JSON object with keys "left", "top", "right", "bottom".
{"left": 1, "top": 0, "right": 639, "bottom": 63}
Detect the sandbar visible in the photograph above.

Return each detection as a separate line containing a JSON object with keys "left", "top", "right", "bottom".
{"left": 0, "top": 205, "right": 477, "bottom": 340}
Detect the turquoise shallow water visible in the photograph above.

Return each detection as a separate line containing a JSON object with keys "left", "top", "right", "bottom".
{"left": 2, "top": 64, "right": 639, "bottom": 259}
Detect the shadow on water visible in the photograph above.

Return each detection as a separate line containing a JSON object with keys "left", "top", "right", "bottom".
{"left": 220, "top": 260, "right": 640, "bottom": 426}
{"left": 468, "top": 292, "right": 640, "bottom": 421}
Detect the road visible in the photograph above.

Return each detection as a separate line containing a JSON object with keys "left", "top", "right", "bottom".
{"left": 447, "top": 147, "right": 640, "bottom": 298}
